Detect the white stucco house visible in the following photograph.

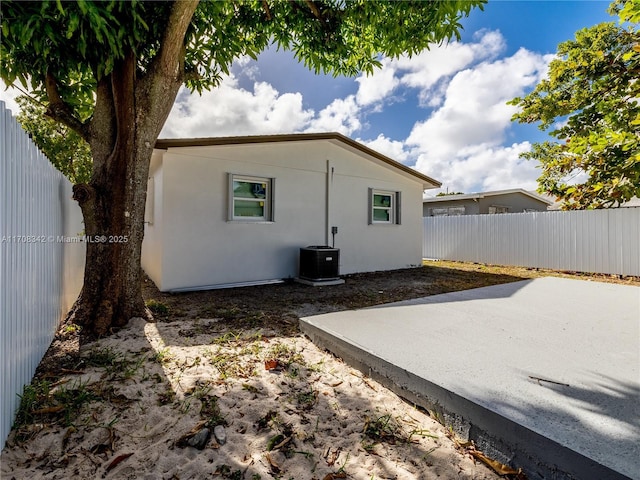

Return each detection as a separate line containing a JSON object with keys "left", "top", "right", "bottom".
{"left": 423, "top": 189, "right": 552, "bottom": 216}
{"left": 141, "top": 132, "right": 440, "bottom": 292}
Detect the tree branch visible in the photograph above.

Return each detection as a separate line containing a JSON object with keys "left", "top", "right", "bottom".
{"left": 45, "top": 71, "right": 90, "bottom": 142}
{"left": 261, "top": 0, "right": 272, "bottom": 20}
{"left": 289, "top": 0, "right": 328, "bottom": 27}
{"left": 305, "top": 0, "right": 324, "bottom": 22}
{"left": 89, "top": 75, "right": 117, "bottom": 174}
{"left": 139, "top": 0, "right": 199, "bottom": 136}
{"left": 156, "top": 0, "right": 200, "bottom": 81}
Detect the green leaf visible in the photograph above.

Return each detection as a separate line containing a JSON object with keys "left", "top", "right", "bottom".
{"left": 509, "top": 5, "right": 640, "bottom": 209}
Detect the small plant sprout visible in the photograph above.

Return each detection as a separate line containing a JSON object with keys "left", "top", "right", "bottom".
{"left": 296, "top": 389, "right": 318, "bottom": 411}
{"left": 153, "top": 348, "right": 174, "bottom": 364}
{"left": 63, "top": 323, "right": 81, "bottom": 334}
{"left": 145, "top": 299, "right": 169, "bottom": 316}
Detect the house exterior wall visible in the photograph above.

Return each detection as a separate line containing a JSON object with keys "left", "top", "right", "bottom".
{"left": 423, "top": 192, "right": 549, "bottom": 216}
{"left": 141, "top": 151, "right": 164, "bottom": 288}
{"left": 329, "top": 159, "right": 424, "bottom": 275}
{"left": 142, "top": 139, "right": 424, "bottom": 291}
{"left": 423, "top": 199, "right": 480, "bottom": 216}
{"left": 477, "top": 193, "right": 548, "bottom": 213}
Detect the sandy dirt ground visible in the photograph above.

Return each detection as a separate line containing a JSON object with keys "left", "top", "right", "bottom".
{"left": 2, "top": 262, "right": 635, "bottom": 479}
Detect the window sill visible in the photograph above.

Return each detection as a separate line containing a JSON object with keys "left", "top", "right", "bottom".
{"left": 227, "top": 220, "right": 275, "bottom": 224}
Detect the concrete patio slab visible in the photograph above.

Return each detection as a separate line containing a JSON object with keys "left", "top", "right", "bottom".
{"left": 300, "top": 277, "right": 640, "bottom": 480}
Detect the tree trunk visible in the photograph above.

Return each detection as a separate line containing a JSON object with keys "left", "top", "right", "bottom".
{"left": 64, "top": 1, "right": 197, "bottom": 337}
{"left": 67, "top": 52, "right": 150, "bottom": 337}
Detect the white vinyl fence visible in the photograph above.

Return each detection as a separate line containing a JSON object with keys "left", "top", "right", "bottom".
{"left": 423, "top": 209, "right": 640, "bottom": 277}
{"left": 0, "top": 101, "right": 85, "bottom": 449}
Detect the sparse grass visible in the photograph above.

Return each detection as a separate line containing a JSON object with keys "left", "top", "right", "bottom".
{"left": 242, "top": 383, "right": 261, "bottom": 394}
{"left": 214, "top": 464, "right": 244, "bottom": 479}
{"left": 206, "top": 349, "right": 257, "bottom": 380}
{"left": 255, "top": 410, "right": 279, "bottom": 431}
{"left": 407, "top": 427, "right": 438, "bottom": 443}
{"left": 265, "top": 342, "right": 305, "bottom": 368}
{"left": 307, "top": 359, "right": 325, "bottom": 373}
{"left": 63, "top": 323, "right": 81, "bottom": 334}
{"left": 362, "top": 412, "right": 405, "bottom": 449}
{"left": 83, "top": 346, "right": 123, "bottom": 368}
{"left": 82, "top": 346, "right": 147, "bottom": 380}
{"left": 14, "top": 379, "right": 99, "bottom": 440}
{"left": 152, "top": 347, "right": 174, "bottom": 364}
{"left": 157, "top": 386, "right": 176, "bottom": 405}
{"left": 206, "top": 306, "right": 244, "bottom": 320}
{"left": 146, "top": 299, "right": 169, "bottom": 316}
{"left": 239, "top": 338, "right": 265, "bottom": 356}
{"left": 182, "top": 385, "right": 223, "bottom": 426}
{"left": 14, "top": 262, "right": 610, "bottom": 477}
{"left": 295, "top": 389, "right": 318, "bottom": 411}
{"left": 360, "top": 410, "right": 437, "bottom": 453}
{"left": 336, "top": 452, "right": 351, "bottom": 474}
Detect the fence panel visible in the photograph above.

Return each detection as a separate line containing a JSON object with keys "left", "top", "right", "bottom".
{"left": 423, "top": 209, "right": 640, "bottom": 276}
{"left": 0, "top": 101, "right": 85, "bottom": 449}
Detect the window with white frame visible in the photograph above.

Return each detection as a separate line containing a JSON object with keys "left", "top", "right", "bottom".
{"left": 369, "top": 188, "right": 401, "bottom": 225}
{"left": 228, "top": 174, "right": 274, "bottom": 221}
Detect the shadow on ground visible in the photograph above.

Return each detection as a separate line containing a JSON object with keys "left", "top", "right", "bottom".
{"left": 143, "top": 264, "right": 528, "bottom": 341}
{"left": 0, "top": 264, "right": 530, "bottom": 479}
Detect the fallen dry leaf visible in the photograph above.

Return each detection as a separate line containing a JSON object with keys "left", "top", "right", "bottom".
{"left": 324, "top": 446, "right": 341, "bottom": 466}
{"left": 31, "top": 406, "right": 64, "bottom": 415}
{"left": 104, "top": 452, "right": 133, "bottom": 474}
{"left": 469, "top": 450, "right": 523, "bottom": 477}
{"left": 264, "top": 359, "right": 279, "bottom": 370}
{"left": 265, "top": 452, "right": 281, "bottom": 473}
{"left": 323, "top": 473, "right": 347, "bottom": 480}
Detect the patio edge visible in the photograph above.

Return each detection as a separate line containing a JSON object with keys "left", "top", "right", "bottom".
{"left": 300, "top": 319, "right": 631, "bottom": 480}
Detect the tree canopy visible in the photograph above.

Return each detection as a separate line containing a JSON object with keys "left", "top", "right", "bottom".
{"left": 16, "top": 96, "right": 92, "bottom": 183}
{"left": 2, "top": 0, "right": 483, "bottom": 134}
{"left": 1, "top": 0, "right": 485, "bottom": 336}
{"left": 436, "top": 191, "right": 464, "bottom": 196}
{"left": 509, "top": 0, "right": 639, "bottom": 209}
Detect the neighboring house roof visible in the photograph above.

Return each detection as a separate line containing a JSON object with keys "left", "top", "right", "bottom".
{"left": 620, "top": 197, "right": 640, "bottom": 208}
{"left": 155, "top": 132, "right": 441, "bottom": 189}
{"left": 547, "top": 196, "right": 640, "bottom": 210}
{"left": 422, "top": 188, "right": 553, "bottom": 205}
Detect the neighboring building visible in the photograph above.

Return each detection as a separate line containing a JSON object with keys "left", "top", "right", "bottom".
{"left": 423, "top": 189, "right": 552, "bottom": 216}
{"left": 142, "top": 132, "right": 440, "bottom": 292}
{"left": 548, "top": 196, "right": 640, "bottom": 210}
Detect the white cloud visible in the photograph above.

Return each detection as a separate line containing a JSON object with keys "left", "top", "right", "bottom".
{"left": 161, "top": 75, "right": 314, "bottom": 138}
{"left": 305, "top": 95, "right": 361, "bottom": 136}
{"left": 478, "top": 143, "right": 540, "bottom": 191}
{"left": 427, "top": 142, "right": 539, "bottom": 193}
{"left": 162, "top": 71, "right": 362, "bottom": 138}
{"left": 409, "top": 47, "right": 551, "bottom": 150}
{"left": 355, "top": 60, "right": 399, "bottom": 106}
{"left": 397, "top": 30, "right": 505, "bottom": 93}
{"left": 360, "top": 134, "right": 410, "bottom": 164}
{"left": 406, "top": 47, "right": 553, "bottom": 191}
{"left": 351, "top": 30, "right": 506, "bottom": 111}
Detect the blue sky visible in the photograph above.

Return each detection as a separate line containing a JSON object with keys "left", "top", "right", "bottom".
{"left": 1, "top": 1, "right": 616, "bottom": 194}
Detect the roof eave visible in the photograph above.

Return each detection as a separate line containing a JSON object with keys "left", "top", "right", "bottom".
{"left": 423, "top": 188, "right": 553, "bottom": 205}
{"left": 155, "top": 132, "right": 441, "bottom": 189}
